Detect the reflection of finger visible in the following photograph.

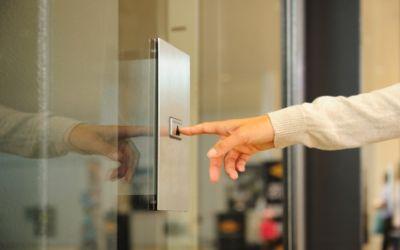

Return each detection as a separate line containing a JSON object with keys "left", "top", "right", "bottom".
{"left": 108, "top": 167, "right": 129, "bottom": 181}
{"left": 224, "top": 151, "right": 239, "bottom": 180}
{"left": 236, "top": 154, "right": 250, "bottom": 172}
{"left": 124, "top": 167, "right": 133, "bottom": 182}
{"left": 113, "top": 141, "right": 130, "bottom": 180}
{"left": 127, "top": 141, "right": 140, "bottom": 181}
{"left": 117, "top": 166, "right": 128, "bottom": 179}
{"left": 107, "top": 142, "right": 129, "bottom": 181}
{"left": 122, "top": 143, "right": 135, "bottom": 182}
{"left": 108, "top": 168, "right": 119, "bottom": 181}
{"left": 159, "top": 126, "right": 169, "bottom": 137}
{"left": 117, "top": 126, "right": 152, "bottom": 138}
{"left": 96, "top": 125, "right": 152, "bottom": 139}
{"left": 209, "top": 157, "right": 223, "bottom": 183}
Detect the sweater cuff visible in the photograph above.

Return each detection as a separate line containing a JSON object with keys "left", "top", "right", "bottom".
{"left": 49, "top": 116, "right": 82, "bottom": 154}
{"left": 268, "top": 105, "right": 306, "bottom": 148}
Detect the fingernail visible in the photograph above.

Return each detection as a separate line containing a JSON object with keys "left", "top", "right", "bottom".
{"left": 230, "top": 171, "right": 238, "bottom": 180}
{"left": 238, "top": 163, "right": 245, "bottom": 172}
{"left": 210, "top": 168, "right": 219, "bottom": 183}
{"left": 207, "top": 148, "right": 218, "bottom": 158}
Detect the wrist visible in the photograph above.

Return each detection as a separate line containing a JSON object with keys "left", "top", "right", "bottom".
{"left": 268, "top": 105, "right": 306, "bottom": 148}
{"left": 64, "top": 123, "right": 86, "bottom": 153}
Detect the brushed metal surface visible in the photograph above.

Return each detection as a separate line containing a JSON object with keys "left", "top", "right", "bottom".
{"left": 156, "top": 38, "right": 190, "bottom": 211}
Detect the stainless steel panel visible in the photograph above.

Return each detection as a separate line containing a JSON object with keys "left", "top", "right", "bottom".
{"left": 156, "top": 38, "right": 190, "bottom": 211}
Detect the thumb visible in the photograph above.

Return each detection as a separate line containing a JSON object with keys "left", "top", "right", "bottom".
{"left": 207, "top": 133, "right": 244, "bottom": 158}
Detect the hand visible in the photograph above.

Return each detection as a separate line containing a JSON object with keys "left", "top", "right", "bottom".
{"left": 180, "top": 115, "right": 275, "bottom": 182}
{"left": 67, "top": 124, "right": 149, "bottom": 182}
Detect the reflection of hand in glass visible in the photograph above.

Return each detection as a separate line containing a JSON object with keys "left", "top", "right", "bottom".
{"left": 67, "top": 124, "right": 147, "bottom": 182}
{"left": 0, "top": 104, "right": 150, "bottom": 182}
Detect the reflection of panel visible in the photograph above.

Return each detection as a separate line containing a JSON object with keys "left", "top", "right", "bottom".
{"left": 157, "top": 38, "right": 190, "bottom": 211}
{"left": 119, "top": 59, "right": 156, "bottom": 196}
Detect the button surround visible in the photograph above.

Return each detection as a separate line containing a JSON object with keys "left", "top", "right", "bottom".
{"left": 169, "top": 117, "right": 182, "bottom": 140}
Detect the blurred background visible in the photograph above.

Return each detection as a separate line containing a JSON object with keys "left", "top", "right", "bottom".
{"left": 0, "top": 0, "right": 399, "bottom": 250}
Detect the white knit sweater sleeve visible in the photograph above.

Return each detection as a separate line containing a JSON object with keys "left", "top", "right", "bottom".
{"left": 0, "top": 105, "right": 81, "bottom": 158}
{"left": 268, "top": 83, "right": 400, "bottom": 150}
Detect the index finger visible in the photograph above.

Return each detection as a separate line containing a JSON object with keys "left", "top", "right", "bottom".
{"left": 179, "top": 122, "right": 229, "bottom": 136}
{"left": 117, "top": 125, "right": 152, "bottom": 139}
{"left": 95, "top": 125, "right": 152, "bottom": 139}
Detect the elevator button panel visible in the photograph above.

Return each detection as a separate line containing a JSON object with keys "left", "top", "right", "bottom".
{"left": 156, "top": 38, "right": 190, "bottom": 211}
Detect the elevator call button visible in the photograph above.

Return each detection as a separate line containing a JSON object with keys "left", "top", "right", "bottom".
{"left": 169, "top": 117, "right": 182, "bottom": 140}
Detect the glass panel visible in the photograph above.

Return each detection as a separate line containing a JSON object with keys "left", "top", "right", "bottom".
{"left": 49, "top": 1, "right": 120, "bottom": 250}
{"left": 361, "top": 1, "right": 400, "bottom": 249}
{"left": 0, "top": 1, "right": 41, "bottom": 249}
{"left": 0, "top": 0, "right": 283, "bottom": 250}
{"left": 1, "top": 0, "right": 121, "bottom": 249}
{"left": 118, "top": 47, "right": 157, "bottom": 199}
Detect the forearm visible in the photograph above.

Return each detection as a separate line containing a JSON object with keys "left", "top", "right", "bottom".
{"left": 0, "top": 105, "right": 80, "bottom": 158}
{"left": 269, "top": 83, "right": 400, "bottom": 150}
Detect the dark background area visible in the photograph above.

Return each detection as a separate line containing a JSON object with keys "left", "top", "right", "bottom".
{"left": 305, "top": 0, "right": 361, "bottom": 249}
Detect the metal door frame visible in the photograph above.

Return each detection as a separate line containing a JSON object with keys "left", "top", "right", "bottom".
{"left": 282, "top": 0, "right": 305, "bottom": 249}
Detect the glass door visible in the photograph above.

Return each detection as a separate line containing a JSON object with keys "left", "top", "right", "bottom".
{"left": 0, "top": 0, "right": 286, "bottom": 249}
{"left": 1, "top": 0, "right": 122, "bottom": 249}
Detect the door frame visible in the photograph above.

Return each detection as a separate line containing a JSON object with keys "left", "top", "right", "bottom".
{"left": 282, "top": 0, "right": 306, "bottom": 249}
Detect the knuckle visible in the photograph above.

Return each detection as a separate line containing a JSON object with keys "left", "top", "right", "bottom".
{"left": 224, "top": 152, "right": 238, "bottom": 162}
{"left": 240, "top": 154, "right": 250, "bottom": 161}
{"left": 225, "top": 155, "right": 236, "bottom": 162}
{"left": 199, "top": 122, "right": 210, "bottom": 132}
{"left": 224, "top": 162, "right": 234, "bottom": 170}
